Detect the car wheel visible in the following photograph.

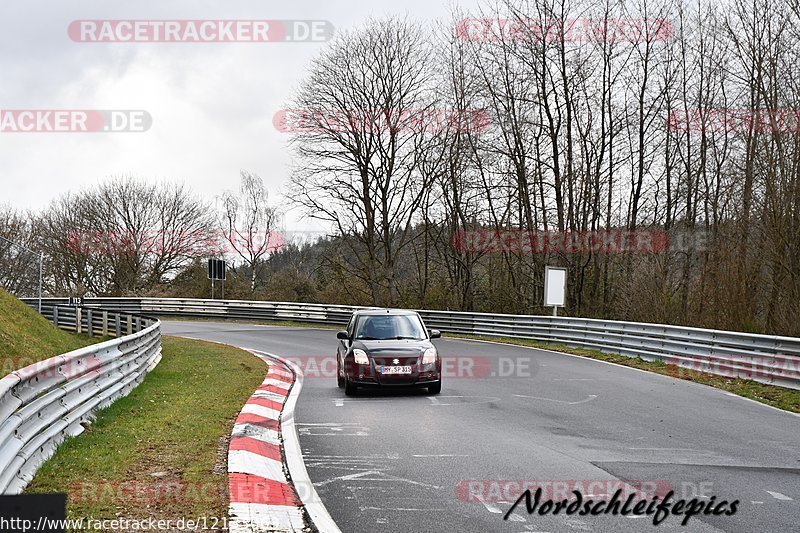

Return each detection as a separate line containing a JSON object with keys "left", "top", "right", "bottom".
{"left": 344, "top": 377, "right": 357, "bottom": 396}
{"left": 428, "top": 381, "right": 442, "bottom": 395}
{"left": 337, "top": 359, "right": 345, "bottom": 388}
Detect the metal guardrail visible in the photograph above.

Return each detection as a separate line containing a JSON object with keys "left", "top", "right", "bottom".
{"left": 0, "top": 304, "right": 161, "bottom": 493}
{"left": 22, "top": 297, "right": 800, "bottom": 390}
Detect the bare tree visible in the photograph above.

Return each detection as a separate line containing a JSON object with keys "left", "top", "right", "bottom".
{"left": 220, "top": 171, "right": 280, "bottom": 292}
{"left": 0, "top": 206, "right": 40, "bottom": 296}
{"left": 287, "top": 17, "right": 435, "bottom": 306}
{"left": 39, "top": 177, "right": 212, "bottom": 295}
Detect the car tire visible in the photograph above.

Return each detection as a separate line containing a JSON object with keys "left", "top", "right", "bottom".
{"left": 428, "top": 381, "right": 442, "bottom": 395}
{"left": 337, "top": 359, "right": 345, "bottom": 388}
{"left": 344, "top": 377, "right": 357, "bottom": 396}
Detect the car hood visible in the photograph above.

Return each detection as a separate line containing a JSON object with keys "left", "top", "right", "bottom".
{"left": 351, "top": 339, "right": 434, "bottom": 356}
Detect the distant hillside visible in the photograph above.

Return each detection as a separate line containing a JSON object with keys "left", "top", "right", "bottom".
{"left": 0, "top": 289, "right": 99, "bottom": 373}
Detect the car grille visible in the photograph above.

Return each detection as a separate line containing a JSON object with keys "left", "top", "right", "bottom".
{"left": 371, "top": 356, "right": 419, "bottom": 366}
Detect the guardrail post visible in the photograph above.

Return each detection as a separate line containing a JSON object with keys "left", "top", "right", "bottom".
{"left": 115, "top": 315, "right": 121, "bottom": 337}
{"left": 86, "top": 309, "right": 94, "bottom": 337}
{"left": 52, "top": 306, "right": 59, "bottom": 328}
{"left": 76, "top": 308, "right": 82, "bottom": 334}
{"left": 127, "top": 315, "right": 133, "bottom": 335}
{"left": 102, "top": 311, "right": 108, "bottom": 337}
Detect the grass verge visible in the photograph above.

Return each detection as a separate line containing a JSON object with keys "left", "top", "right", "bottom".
{"left": 445, "top": 333, "right": 800, "bottom": 414}
{"left": 0, "top": 289, "right": 106, "bottom": 371}
{"left": 25, "top": 336, "right": 267, "bottom": 528}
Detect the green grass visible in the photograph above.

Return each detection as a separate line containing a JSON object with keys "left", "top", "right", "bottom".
{"left": 26, "top": 336, "right": 267, "bottom": 525}
{"left": 446, "top": 333, "right": 800, "bottom": 414}
{"left": 0, "top": 289, "right": 103, "bottom": 373}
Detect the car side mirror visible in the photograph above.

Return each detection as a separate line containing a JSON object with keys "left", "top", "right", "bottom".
{"left": 429, "top": 329, "right": 441, "bottom": 339}
{"left": 336, "top": 330, "right": 350, "bottom": 340}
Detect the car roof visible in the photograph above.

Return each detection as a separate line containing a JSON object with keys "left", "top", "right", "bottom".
{"left": 352, "top": 308, "right": 419, "bottom": 316}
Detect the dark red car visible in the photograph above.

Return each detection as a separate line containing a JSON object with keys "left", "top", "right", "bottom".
{"left": 336, "top": 309, "right": 442, "bottom": 395}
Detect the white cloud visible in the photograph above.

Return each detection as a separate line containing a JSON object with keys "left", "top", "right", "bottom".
{"left": 0, "top": 0, "right": 479, "bottom": 230}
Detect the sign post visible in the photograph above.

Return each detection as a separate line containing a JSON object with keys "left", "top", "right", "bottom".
{"left": 207, "top": 259, "right": 227, "bottom": 300}
{"left": 543, "top": 266, "right": 567, "bottom": 317}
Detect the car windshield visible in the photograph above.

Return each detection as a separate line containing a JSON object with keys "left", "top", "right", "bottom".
{"left": 354, "top": 314, "right": 427, "bottom": 340}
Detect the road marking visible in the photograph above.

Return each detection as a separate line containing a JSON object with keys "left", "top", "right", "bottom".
{"left": 424, "top": 395, "right": 501, "bottom": 406}
{"left": 474, "top": 494, "right": 501, "bottom": 513}
{"left": 752, "top": 501, "right": 764, "bottom": 504}
{"left": 332, "top": 395, "right": 500, "bottom": 406}
{"left": 317, "top": 470, "right": 441, "bottom": 490}
{"left": 317, "top": 471, "right": 382, "bottom": 487}
{"left": 331, "top": 398, "right": 402, "bottom": 404}
{"left": 411, "top": 454, "right": 469, "bottom": 457}
{"left": 562, "top": 517, "right": 592, "bottom": 530}
{"left": 514, "top": 394, "right": 598, "bottom": 405}
{"left": 361, "top": 506, "right": 445, "bottom": 512}
{"left": 296, "top": 423, "right": 363, "bottom": 425}
{"left": 444, "top": 337, "right": 800, "bottom": 417}
{"left": 473, "top": 495, "right": 526, "bottom": 522}
{"left": 627, "top": 447, "right": 708, "bottom": 452}
{"left": 765, "top": 490, "right": 793, "bottom": 501}
{"left": 296, "top": 422, "right": 370, "bottom": 436}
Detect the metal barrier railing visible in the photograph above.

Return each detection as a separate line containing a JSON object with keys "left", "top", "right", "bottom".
{"left": 21, "top": 297, "right": 800, "bottom": 390}
{"left": 0, "top": 305, "right": 161, "bottom": 493}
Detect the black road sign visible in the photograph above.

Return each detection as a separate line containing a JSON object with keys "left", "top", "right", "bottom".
{"left": 68, "top": 296, "right": 84, "bottom": 307}
{"left": 207, "top": 258, "right": 227, "bottom": 280}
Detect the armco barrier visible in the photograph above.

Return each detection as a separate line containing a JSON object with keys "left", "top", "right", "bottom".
{"left": 0, "top": 304, "right": 161, "bottom": 493}
{"left": 22, "top": 297, "right": 800, "bottom": 390}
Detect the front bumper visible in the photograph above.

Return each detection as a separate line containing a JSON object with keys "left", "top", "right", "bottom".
{"left": 344, "top": 361, "right": 440, "bottom": 386}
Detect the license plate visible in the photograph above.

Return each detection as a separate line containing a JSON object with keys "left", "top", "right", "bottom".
{"left": 380, "top": 365, "right": 412, "bottom": 374}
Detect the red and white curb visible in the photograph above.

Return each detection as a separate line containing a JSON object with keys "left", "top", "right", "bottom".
{"left": 228, "top": 349, "right": 341, "bottom": 533}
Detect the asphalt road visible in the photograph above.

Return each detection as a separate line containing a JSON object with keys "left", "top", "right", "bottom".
{"left": 161, "top": 321, "right": 800, "bottom": 533}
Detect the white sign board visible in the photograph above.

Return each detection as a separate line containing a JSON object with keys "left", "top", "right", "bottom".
{"left": 544, "top": 266, "right": 567, "bottom": 307}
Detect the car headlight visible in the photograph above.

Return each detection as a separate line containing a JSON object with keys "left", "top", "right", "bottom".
{"left": 422, "top": 347, "right": 437, "bottom": 365}
{"left": 352, "top": 348, "right": 369, "bottom": 365}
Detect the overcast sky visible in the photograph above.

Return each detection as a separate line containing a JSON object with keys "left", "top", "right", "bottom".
{"left": 0, "top": 0, "right": 480, "bottom": 231}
